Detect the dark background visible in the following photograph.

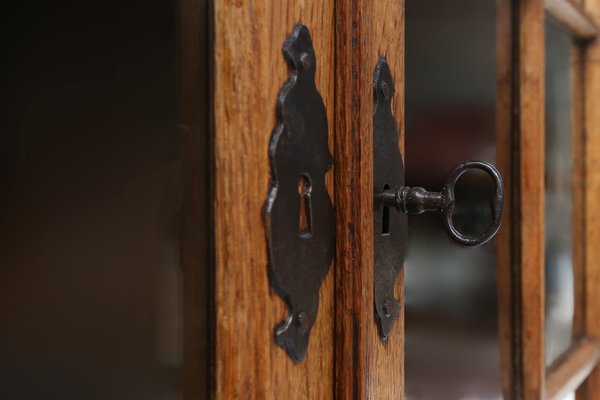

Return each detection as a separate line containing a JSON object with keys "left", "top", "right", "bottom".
{"left": 0, "top": 2, "right": 183, "bottom": 399}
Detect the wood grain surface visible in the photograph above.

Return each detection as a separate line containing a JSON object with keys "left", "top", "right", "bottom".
{"left": 546, "top": 0, "right": 598, "bottom": 41}
{"left": 546, "top": 339, "right": 600, "bottom": 400}
{"left": 212, "top": 2, "right": 335, "bottom": 398}
{"left": 496, "top": 0, "right": 546, "bottom": 398}
{"left": 334, "top": 0, "right": 405, "bottom": 398}
{"left": 580, "top": 1, "right": 600, "bottom": 398}
{"left": 518, "top": 1, "right": 546, "bottom": 398}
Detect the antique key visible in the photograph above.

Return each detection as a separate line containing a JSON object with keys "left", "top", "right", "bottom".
{"left": 372, "top": 57, "right": 505, "bottom": 340}
{"left": 376, "top": 161, "right": 504, "bottom": 247}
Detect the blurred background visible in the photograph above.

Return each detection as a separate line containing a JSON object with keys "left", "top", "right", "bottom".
{"left": 0, "top": 1, "right": 183, "bottom": 399}
{"left": 544, "top": 17, "right": 575, "bottom": 368}
{"left": 404, "top": 1, "right": 501, "bottom": 398}
{"left": 405, "top": 1, "right": 576, "bottom": 399}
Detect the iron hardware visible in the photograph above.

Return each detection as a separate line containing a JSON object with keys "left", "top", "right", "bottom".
{"left": 378, "top": 161, "right": 504, "bottom": 246}
{"left": 372, "top": 57, "right": 505, "bottom": 340}
{"left": 264, "top": 23, "right": 335, "bottom": 363}
{"left": 373, "top": 57, "right": 407, "bottom": 341}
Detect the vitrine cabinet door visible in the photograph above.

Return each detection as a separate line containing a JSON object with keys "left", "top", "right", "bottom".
{"left": 334, "top": 1, "right": 406, "bottom": 398}
{"left": 210, "top": 0, "right": 405, "bottom": 398}
{"left": 211, "top": 2, "right": 336, "bottom": 399}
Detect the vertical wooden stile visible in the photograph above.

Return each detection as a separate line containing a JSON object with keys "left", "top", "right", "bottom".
{"left": 334, "top": 0, "right": 406, "bottom": 398}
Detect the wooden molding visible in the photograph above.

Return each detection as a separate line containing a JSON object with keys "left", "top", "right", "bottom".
{"left": 546, "top": 0, "right": 598, "bottom": 41}
{"left": 579, "top": 0, "right": 600, "bottom": 398}
{"left": 334, "top": 0, "right": 405, "bottom": 398}
{"left": 496, "top": 0, "right": 546, "bottom": 398}
{"left": 546, "top": 339, "right": 600, "bottom": 400}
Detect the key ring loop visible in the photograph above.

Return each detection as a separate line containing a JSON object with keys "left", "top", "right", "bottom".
{"left": 441, "top": 161, "right": 504, "bottom": 246}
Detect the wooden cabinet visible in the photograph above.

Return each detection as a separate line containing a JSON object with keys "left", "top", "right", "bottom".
{"left": 185, "top": 0, "right": 600, "bottom": 398}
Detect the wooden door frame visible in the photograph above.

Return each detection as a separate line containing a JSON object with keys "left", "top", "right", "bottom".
{"left": 210, "top": 1, "right": 337, "bottom": 399}
{"left": 187, "top": 0, "right": 405, "bottom": 397}
{"left": 496, "top": 1, "right": 600, "bottom": 399}
{"left": 580, "top": 1, "right": 600, "bottom": 398}
{"left": 496, "top": 1, "right": 546, "bottom": 398}
{"left": 205, "top": 0, "right": 406, "bottom": 398}
{"left": 187, "top": 0, "right": 600, "bottom": 398}
{"left": 334, "top": 1, "right": 405, "bottom": 398}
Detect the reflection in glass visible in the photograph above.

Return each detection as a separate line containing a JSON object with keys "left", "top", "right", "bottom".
{"left": 405, "top": 0, "right": 501, "bottom": 398}
{"left": 545, "top": 18, "right": 575, "bottom": 366}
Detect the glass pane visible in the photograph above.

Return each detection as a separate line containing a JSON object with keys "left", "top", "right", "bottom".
{"left": 405, "top": 0, "right": 501, "bottom": 398}
{"left": 544, "top": 18, "right": 575, "bottom": 366}
{"left": 0, "top": 2, "right": 183, "bottom": 399}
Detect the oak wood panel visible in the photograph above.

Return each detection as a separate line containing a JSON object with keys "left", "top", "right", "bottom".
{"left": 581, "top": 1, "right": 600, "bottom": 398}
{"left": 519, "top": 2, "right": 547, "bottom": 399}
{"left": 546, "top": 0, "right": 599, "bottom": 41}
{"left": 213, "top": 3, "right": 335, "bottom": 398}
{"left": 496, "top": 0, "right": 546, "bottom": 399}
{"left": 334, "top": 0, "right": 405, "bottom": 398}
{"left": 545, "top": 339, "right": 600, "bottom": 400}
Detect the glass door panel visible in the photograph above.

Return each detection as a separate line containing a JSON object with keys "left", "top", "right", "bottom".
{"left": 405, "top": 1, "right": 501, "bottom": 398}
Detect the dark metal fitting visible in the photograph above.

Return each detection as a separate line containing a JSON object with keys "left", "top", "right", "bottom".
{"left": 380, "top": 161, "right": 504, "bottom": 247}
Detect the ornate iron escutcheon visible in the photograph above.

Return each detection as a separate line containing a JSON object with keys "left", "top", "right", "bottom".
{"left": 373, "top": 57, "right": 407, "bottom": 341}
{"left": 373, "top": 57, "right": 505, "bottom": 341}
{"left": 263, "top": 23, "right": 335, "bottom": 363}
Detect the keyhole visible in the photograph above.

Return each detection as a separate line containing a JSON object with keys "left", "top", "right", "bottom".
{"left": 298, "top": 175, "right": 313, "bottom": 238}
{"left": 382, "top": 184, "right": 390, "bottom": 235}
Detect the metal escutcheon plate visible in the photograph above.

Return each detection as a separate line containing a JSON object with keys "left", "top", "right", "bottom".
{"left": 263, "top": 23, "right": 335, "bottom": 362}
{"left": 373, "top": 57, "right": 406, "bottom": 341}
